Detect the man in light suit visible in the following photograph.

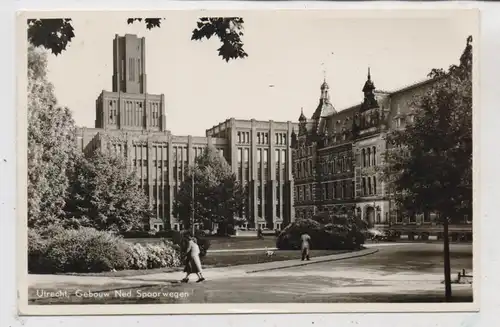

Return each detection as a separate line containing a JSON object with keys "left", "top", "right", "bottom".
{"left": 301, "top": 233, "right": 311, "bottom": 261}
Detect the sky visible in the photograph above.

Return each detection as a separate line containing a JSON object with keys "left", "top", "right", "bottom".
{"left": 43, "top": 10, "right": 477, "bottom": 136}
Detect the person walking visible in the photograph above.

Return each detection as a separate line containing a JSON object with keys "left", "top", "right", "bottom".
{"left": 180, "top": 235, "right": 205, "bottom": 283}
{"left": 301, "top": 233, "right": 311, "bottom": 261}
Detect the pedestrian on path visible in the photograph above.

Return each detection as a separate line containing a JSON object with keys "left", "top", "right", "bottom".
{"left": 301, "top": 233, "right": 311, "bottom": 261}
{"left": 181, "top": 235, "right": 206, "bottom": 283}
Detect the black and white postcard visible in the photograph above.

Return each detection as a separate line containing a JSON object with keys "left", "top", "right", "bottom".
{"left": 16, "top": 8, "right": 479, "bottom": 315}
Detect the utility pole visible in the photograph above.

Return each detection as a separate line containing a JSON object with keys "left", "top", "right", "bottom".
{"left": 191, "top": 170, "right": 196, "bottom": 236}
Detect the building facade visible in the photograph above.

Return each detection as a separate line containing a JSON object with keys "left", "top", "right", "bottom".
{"left": 206, "top": 119, "right": 297, "bottom": 231}
{"left": 292, "top": 70, "right": 472, "bottom": 239}
{"left": 76, "top": 34, "right": 296, "bottom": 232}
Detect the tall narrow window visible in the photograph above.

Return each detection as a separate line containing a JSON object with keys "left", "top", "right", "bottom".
{"left": 237, "top": 148, "right": 242, "bottom": 163}
{"left": 367, "top": 148, "right": 371, "bottom": 167}
{"left": 128, "top": 58, "right": 134, "bottom": 81}
{"left": 367, "top": 177, "right": 372, "bottom": 195}
{"left": 373, "top": 176, "right": 377, "bottom": 194}
{"left": 244, "top": 148, "right": 249, "bottom": 163}
{"left": 362, "top": 178, "right": 366, "bottom": 196}
{"left": 137, "top": 59, "right": 141, "bottom": 80}
{"left": 362, "top": 149, "right": 366, "bottom": 167}
{"left": 352, "top": 181, "right": 355, "bottom": 198}
{"left": 121, "top": 59, "right": 125, "bottom": 81}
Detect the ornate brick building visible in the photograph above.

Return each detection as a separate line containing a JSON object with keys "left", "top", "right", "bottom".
{"left": 292, "top": 70, "right": 472, "bottom": 239}
{"left": 76, "top": 34, "right": 296, "bottom": 231}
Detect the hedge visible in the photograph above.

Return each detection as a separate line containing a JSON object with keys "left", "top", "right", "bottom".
{"left": 28, "top": 227, "right": 182, "bottom": 274}
{"left": 276, "top": 217, "right": 366, "bottom": 250}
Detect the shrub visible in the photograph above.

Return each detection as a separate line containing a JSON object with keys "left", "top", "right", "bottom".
{"left": 125, "top": 240, "right": 181, "bottom": 270}
{"left": 36, "top": 227, "right": 130, "bottom": 273}
{"left": 28, "top": 228, "right": 48, "bottom": 272}
{"left": 276, "top": 216, "right": 366, "bottom": 251}
{"left": 125, "top": 243, "right": 149, "bottom": 270}
{"left": 28, "top": 227, "right": 183, "bottom": 273}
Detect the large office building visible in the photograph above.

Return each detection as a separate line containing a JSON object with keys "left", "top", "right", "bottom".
{"left": 292, "top": 70, "right": 472, "bottom": 240}
{"left": 76, "top": 34, "right": 296, "bottom": 231}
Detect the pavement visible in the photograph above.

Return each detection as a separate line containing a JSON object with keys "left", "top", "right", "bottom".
{"left": 28, "top": 243, "right": 474, "bottom": 303}
{"left": 29, "top": 247, "right": 378, "bottom": 289}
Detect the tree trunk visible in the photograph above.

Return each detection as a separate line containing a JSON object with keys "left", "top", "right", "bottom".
{"left": 443, "top": 217, "right": 452, "bottom": 301}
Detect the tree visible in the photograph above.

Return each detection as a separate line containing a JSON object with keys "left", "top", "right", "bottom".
{"left": 173, "top": 146, "right": 246, "bottom": 234}
{"left": 381, "top": 36, "right": 472, "bottom": 301}
{"left": 27, "top": 45, "right": 78, "bottom": 228}
{"left": 64, "top": 150, "right": 153, "bottom": 233}
{"left": 27, "top": 17, "right": 247, "bottom": 61}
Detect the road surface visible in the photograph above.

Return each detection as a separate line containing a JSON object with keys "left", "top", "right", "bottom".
{"left": 30, "top": 243, "right": 473, "bottom": 304}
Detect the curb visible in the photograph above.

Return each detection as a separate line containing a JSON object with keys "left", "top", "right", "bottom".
{"left": 209, "top": 247, "right": 278, "bottom": 253}
{"left": 246, "top": 248, "right": 379, "bottom": 273}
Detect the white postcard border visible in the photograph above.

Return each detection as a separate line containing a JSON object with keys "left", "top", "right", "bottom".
{"left": 14, "top": 6, "right": 481, "bottom": 317}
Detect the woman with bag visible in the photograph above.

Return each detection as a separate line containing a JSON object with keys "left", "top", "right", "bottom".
{"left": 180, "top": 234, "right": 205, "bottom": 283}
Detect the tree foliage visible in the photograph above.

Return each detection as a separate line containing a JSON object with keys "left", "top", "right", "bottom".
{"left": 64, "top": 151, "right": 153, "bottom": 233}
{"left": 173, "top": 146, "right": 247, "bottom": 233}
{"left": 27, "top": 45, "right": 78, "bottom": 228}
{"left": 27, "top": 17, "right": 247, "bottom": 61}
{"left": 381, "top": 35, "right": 472, "bottom": 223}
{"left": 191, "top": 17, "right": 248, "bottom": 62}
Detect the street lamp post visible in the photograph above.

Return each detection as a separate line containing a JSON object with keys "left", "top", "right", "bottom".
{"left": 191, "top": 169, "right": 196, "bottom": 236}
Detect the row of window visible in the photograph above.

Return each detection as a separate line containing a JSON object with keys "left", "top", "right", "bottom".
{"left": 361, "top": 147, "right": 377, "bottom": 167}
{"left": 295, "top": 160, "right": 314, "bottom": 179}
{"left": 393, "top": 113, "right": 415, "bottom": 129}
{"left": 295, "top": 146, "right": 312, "bottom": 158}
{"left": 255, "top": 185, "right": 287, "bottom": 218}
{"left": 361, "top": 176, "right": 377, "bottom": 196}
{"left": 237, "top": 148, "right": 287, "bottom": 164}
{"left": 257, "top": 132, "right": 268, "bottom": 145}
{"left": 320, "top": 180, "right": 355, "bottom": 200}
{"left": 237, "top": 131, "right": 250, "bottom": 144}
{"left": 323, "top": 132, "right": 348, "bottom": 146}
{"left": 318, "top": 155, "right": 351, "bottom": 175}
{"left": 107, "top": 100, "right": 161, "bottom": 128}
{"left": 276, "top": 133, "right": 287, "bottom": 145}
{"left": 236, "top": 131, "right": 288, "bottom": 145}
{"left": 296, "top": 184, "right": 314, "bottom": 202}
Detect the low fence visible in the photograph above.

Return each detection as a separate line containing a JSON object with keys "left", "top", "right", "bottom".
{"left": 375, "top": 224, "right": 473, "bottom": 242}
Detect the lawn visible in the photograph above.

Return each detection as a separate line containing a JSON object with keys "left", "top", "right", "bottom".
{"left": 201, "top": 249, "right": 349, "bottom": 268}
{"left": 58, "top": 248, "right": 347, "bottom": 278}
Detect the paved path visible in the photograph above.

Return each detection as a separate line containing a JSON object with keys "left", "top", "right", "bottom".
{"left": 28, "top": 243, "right": 473, "bottom": 304}
{"left": 29, "top": 247, "right": 377, "bottom": 288}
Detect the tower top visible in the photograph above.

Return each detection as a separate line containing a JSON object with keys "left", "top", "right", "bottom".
{"left": 299, "top": 107, "right": 307, "bottom": 122}
{"left": 362, "top": 67, "right": 375, "bottom": 94}
{"left": 112, "top": 34, "right": 147, "bottom": 94}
